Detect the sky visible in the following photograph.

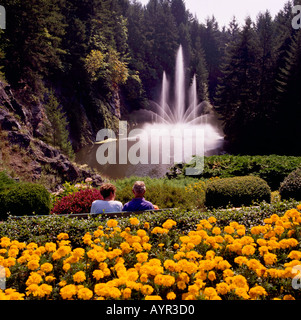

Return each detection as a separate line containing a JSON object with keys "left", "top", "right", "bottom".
{"left": 137, "top": 0, "right": 289, "bottom": 27}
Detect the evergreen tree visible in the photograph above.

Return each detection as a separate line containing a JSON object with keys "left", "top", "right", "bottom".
{"left": 1, "top": 0, "right": 66, "bottom": 94}
{"left": 44, "top": 90, "right": 74, "bottom": 159}
{"left": 200, "top": 16, "right": 223, "bottom": 100}
{"left": 215, "top": 18, "right": 261, "bottom": 153}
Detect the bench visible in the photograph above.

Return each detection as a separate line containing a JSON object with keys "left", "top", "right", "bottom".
{"left": 10, "top": 209, "right": 173, "bottom": 220}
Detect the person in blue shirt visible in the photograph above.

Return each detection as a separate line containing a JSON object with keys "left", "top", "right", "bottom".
{"left": 90, "top": 183, "right": 123, "bottom": 214}
{"left": 122, "top": 181, "right": 155, "bottom": 212}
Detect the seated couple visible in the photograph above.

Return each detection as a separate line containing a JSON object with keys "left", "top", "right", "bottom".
{"left": 90, "top": 181, "right": 155, "bottom": 214}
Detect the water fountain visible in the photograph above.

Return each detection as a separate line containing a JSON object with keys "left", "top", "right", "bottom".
{"left": 76, "top": 45, "right": 224, "bottom": 179}
{"left": 140, "top": 45, "right": 224, "bottom": 156}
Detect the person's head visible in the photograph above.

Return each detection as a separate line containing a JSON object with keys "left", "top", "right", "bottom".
{"left": 99, "top": 183, "right": 117, "bottom": 200}
{"left": 132, "top": 181, "right": 146, "bottom": 198}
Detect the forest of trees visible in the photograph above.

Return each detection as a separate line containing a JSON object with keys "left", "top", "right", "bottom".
{"left": 0, "top": 0, "right": 301, "bottom": 156}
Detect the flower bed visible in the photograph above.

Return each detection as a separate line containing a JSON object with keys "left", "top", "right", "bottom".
{"left": 1, "top": 206, "right": 301, "bottom": 300}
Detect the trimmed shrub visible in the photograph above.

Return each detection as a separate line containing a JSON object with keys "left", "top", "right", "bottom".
{"left": 180, "top": 155, "right": 301, "bottom": 190}
{"left": 0, "top": 183, "right": 51, "bottom": 219}
{"left": 205, "top": 176, "right": 271, "bottom": 209}
{"left": 279, "top": 168, "right": 301, "bottom": 201}
{"left": 51, "top": 188, "right": 103, "bottom": 215}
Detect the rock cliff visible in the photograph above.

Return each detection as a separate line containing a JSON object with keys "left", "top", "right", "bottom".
{"left": 0, "top": 81, "right": 103, "bottom": 190}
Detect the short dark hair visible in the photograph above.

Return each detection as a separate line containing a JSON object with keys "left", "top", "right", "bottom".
{"left": 99, "top": 183, "right": 116, "bottom": 199}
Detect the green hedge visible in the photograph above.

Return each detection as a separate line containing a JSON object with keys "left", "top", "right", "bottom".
{"left": 0, "top": 200, "right": 299, "bottom": 248}
{"left": 0, "top": 183, "right": 51, "bottom": 220}
{"left": 205, "top": 176, "right": 271, "bottom": 209}
{"left": 279, "top": 168, "right": 301, "bottom": 201}
{"left": 180, "top": 155, "right": 301, "bottom": 190}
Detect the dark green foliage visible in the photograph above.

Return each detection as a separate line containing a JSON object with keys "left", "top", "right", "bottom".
{"left": 0, "top": 171, "right": 17, "bottom": 192}
{"left": 279, "top": 168, "right": 301, "bottom": 201}
{"left": 43, "top": 90, "right": 75, "bottom": 160}
{"left": 205, "top": 176, "right": 271, "bottom": 209}
{"left": 0, "top": 183, "right": 51, "bottom": 219}
{"left": 181, "top": 155, "right": 301, "bottom": 190}
{"left": 114, "top": 176, "right": 199, "bottom": 209}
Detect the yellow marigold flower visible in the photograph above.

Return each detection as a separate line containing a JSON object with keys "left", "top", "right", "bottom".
{"left": 129, "top": 217, "right": 140, "bottom": 226}
{"left": 223, "top": 269, "right": 234, "bottom": 278}
{"left": 25, "top": 272, "right": 42, "bottom": 286}
{"left": 208, "top": 271, "right": 216, "bottom": 281}
{"left": 40, "top": 283, "right": 52, "bottom": 296}
{"left": 59, "top": 280, "right": 67, "bottom": 287}
{"left": 120, "top": 242, "right": 131, "bottom": 254}
{"left": 82, "top": 233, "right": 93, "bottom": 245}
{"left": 205, "top": 250, "right": 216, "bottom": 260}
{"left": 177, "top": 280, "right": 187, "bottom": 290}
{"left": 107, "top": 219, "right": 118, "bottom": 228}
{"left": 212, "top": 227, "right": 221, "bottom": 235}
{"left": 77, "top": 287, "right": 93, "bottom": 300}
{"left": 57, "top": 245, "right": 72, "bottom": 258}
{"left": 234, "top": 256, "right": 248, "bottom": 266}
{"left": 137, "top": 229, "right": 147, "bottom": 238}
{"left": 237, "top": 228, "right": 246, "bottom": 236}
{"left": 242, "top": 245, "right": 256, "bottom": 256}
{"left": 122, "top": 288, "right": 132, "bottom": 299}
{"left": 57, "top": 233, "right": 69, "bottom": 240}
{"left": 216, "top": 282, "right": 230, "bottom": 295}
{"left": 26, "top": 284, "right": 42, "bottom": 297}
{"left": 140, "top": 273, "right": 148, "bottom": 283}
{"left": 208, "top": 217, "right": 217, "bottom": 224}
{"left": 249, "top": 286, "right": 267, "bottom": 299}
{"left": 63, "top": 263, "right": 71, "bottom": 272}
{"left": 283, "top": 295, "right": 295, "bottom": 300}
{"left": 166, "top": 292, "right": 176, "bottom": 300}
{"left": 224, "top": 226, "right": 235, "bottom": 234}
{"left": 257, "top": 238, "right": 267, "bottom": 247}
{"left": 93, "top": 270, "right": 104, "bottom": 281}
{"left": 73, "top": 271, "right": 86, "bottom": 283}
{"left": 73, "top": 248, "right": 85, "bottom": 259}
{"left": 142, "top": 243, "right": 152, "bottom": 251}
{"left": 144, "top": 222, "right": 150, "bottom": 229}
{"left": 204, "top": 287, "right": 217, "bottom": 300}
{"left": 141, "top": 285, "right": 154, "bottom": 295}
{"left": 60, "top": 284, "right": 77, "bottom": 299}
{"left": 217, "top": 260, "right": 232, "bottom": 270}
{"left": 132, "top": 242, "right": 143, "bottom": 253}
{"left": 45, "top": 276, "right": 56, "bottom": 283}
{"left": 234, "top": 288, "right": 250, "bottom": 300}
{"left": 259, "top": 246, "right": 269, "bottom": 256}
{"left": 288, "top": 251, "right": 301, "bottom": 260}
{"left": 0, "top": 237, "right": 10, "bottom": 248}
{"left": 45, "top": 242, "right": 56, "bottom": 252}
{"left": 162, "top": 219, "right": 177, "bottom": 230}
{"left": 27, "top": 260, "right": 39, "bottom": 271}
{"left": 136, "top": 252, "right": 148, "bottom": 263}
{"left": 40, "top": 263, "right": 53, "bottom": 273}
{"left": 263, "top": 253, "right": 277, "bottom": 266}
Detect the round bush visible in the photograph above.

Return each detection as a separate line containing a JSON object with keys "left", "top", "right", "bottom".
{"left": 205, "top": 176, "right": 271, "bottom": 209}
{"left": 51, "top": 188, "right": 103, "bottom": 215}
{"left": 279, "top": 168, "right": 301, "bottom": 201}
{"left": 0, "top": 183, "right": 51, "bottom": 218}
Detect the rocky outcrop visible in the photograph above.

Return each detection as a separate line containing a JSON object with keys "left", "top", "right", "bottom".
{"left": 0, "top": 81, "right": 103, "bottom": 189}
